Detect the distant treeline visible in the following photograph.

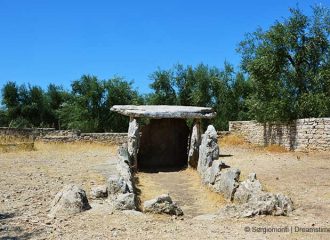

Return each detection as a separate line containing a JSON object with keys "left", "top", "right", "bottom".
{"left": 1, "top": 6, "right": 329, "bottom": 132}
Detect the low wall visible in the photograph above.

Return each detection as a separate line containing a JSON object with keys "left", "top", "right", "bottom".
{"left": 0, "top": 127, "right": 55, "bottom": 142}
{"left": 229, "top": 118, "right": 330, "bottom": 151}
{"left": 0, "top": 128, "right": 127, "bottom": 145}
{"left": 40, "top": 132, "right": 127, "bottom": 144}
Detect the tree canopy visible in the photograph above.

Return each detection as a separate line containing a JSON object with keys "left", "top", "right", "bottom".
{"left": 238, "top": 6, "right": 330, "bottom": 122}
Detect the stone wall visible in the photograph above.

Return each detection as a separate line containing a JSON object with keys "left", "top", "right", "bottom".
{"left": 40, "top": 132, "right": 127, "bottom": 144}
{"left": 229, "top": 118, "right": 330, "bottom": 151}
{"left": 0, "top": 127, "right": 127, "bottom": 145}
{"left": 0, "top": 127, "right": 55, "bottom": 142}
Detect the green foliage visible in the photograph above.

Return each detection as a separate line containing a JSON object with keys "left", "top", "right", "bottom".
{"left": 0, "top": 75, "right": 142, "bottom": 132}
{"left": 8, "top": 117, "right": 32, "bottom": 128}
{"left": 57, "top": 100, "right": 92, "bottom": 131}
{"left": 0, "top": 108, "right": 9, "bottom": 126}
{"left": 148, "top": 69, "right": 177, "bottom": 105}
{"left": 238, "top": 6, "right": 330, "bottom": 122}
{"left": 56, "top": 75, "right": 143, "bottom": 132}
{"left": 2, "top": 81, "right": 21, "bottom": 120}
{"left": 103, "top": 77, "right": 143, "bottom": 132}
{"left": 147, "top": 63, "right": 250, "bottom": 130}
{"left": 46, "top": 84, "right": 70, "bottom": 128}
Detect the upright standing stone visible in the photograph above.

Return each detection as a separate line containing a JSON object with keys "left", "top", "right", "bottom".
{"left": 127, "top": 118, "right": 139, "bottom": 169}
{"left": 197, "top": 125, "right": 220, "bottom": 177}
{"left": 188, "top": 120, "right": 202, "bottom": 168}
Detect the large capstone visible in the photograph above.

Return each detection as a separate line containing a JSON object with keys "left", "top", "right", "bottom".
{"left": 138, "top": 118, "right": 190, "bottom": 169}
{"left": 111, "top": 105, "right": 216, "bottom": 119}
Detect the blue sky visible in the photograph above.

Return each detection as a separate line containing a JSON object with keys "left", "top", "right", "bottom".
{"left": 0, "top": 0, "right": 328, "bottom": 93}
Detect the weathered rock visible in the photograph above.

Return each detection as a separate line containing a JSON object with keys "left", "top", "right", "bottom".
{"left": 143, "top": 194, "right": 183, "bottom": 216}
{"left": 197, "top": 125, "right": 219, "bottom": 177}
{"left": 111, "top": 105, "right": 216, "bottom": 119}
{"left": 188, "top": 121, "right": 202, "bottom": 168}
{"left": 90, "top": 185, "right": 108, "bottom": 199}
{"left": 212, "top": 168, "right": 240, "bottom": 201}
{"left": 127, "top": 118, "right": 139, "bottom": 168}
{"left": 49, "top": 184, "right": 90, "bottom": 217}
{"left": 107, "top": 175, "right": 129, "bottom": 195}
{"left": 242, "top": 192, "right": 293, "bottom": 217}
{"left": 116, "top": 159, "right": 132, "bottom": 182}
{"left": 115, "top": 157, "right": 134, "bottom": 193}
{"left": 220, "top": 192, "right": 294, "bottom": 218}
{"left": 114, "top": 193, "right": 136, "bottom": 210}
{"left": 118, "top": 143, "right": 129, "bottom": 159}
{"left": 206, "top": 160, "right": 229, "bottom": 185}
{"left": 234, "top": 173, "right": 262, "bottom": 203}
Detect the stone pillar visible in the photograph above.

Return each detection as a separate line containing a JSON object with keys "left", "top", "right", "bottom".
{"left": 127, "top": 117, "right": 140, "bottom": 170}
{"left": 197, "top": 125, "right": 220, "bottom": 177}
{"left": 188, "top": 119, "right": 202, "bottom": 168}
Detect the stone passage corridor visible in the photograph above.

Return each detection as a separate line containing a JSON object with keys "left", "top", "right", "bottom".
{"left": 137, "top": 169, "right": 226, "bottom": 218}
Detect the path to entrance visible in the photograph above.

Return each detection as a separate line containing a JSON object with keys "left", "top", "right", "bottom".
{"left": 137, "top": 168, "right": 226, "bottom": 218}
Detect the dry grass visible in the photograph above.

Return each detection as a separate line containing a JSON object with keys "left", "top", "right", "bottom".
{"left": 0, "top": 135, "right": 31, "bottom": 144}
{"left": 263, "top": 144, "right": 288, "bottom": 153}
{"left": 0, "top": 142, "right": 35, "bottom": 153}
{"left": 184, "top": 167, "right": 228, "bottom": 206}
{"left": 0, "top": 135, "right": 34, "bottom": 152}
{"left": 0, "top": 138, "right": 119, "bottom": 154}
{"left": 219, "top": 134, "right": 247, "bottom": 146}
{"left": 219, "top": 134, "right": 289, "bottom": 154}
{"left": 137, "top": 167, "right": 227, "bottom": 216}
{"left": 34, "top": 141, "right": 118, "bottom": 153}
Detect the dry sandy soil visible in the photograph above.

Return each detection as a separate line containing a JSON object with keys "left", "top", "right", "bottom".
{"left": 0, "top": 141, "right": 329, "bottom": 240}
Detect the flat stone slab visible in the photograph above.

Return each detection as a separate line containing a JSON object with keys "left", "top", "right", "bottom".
{"left": 111, "top": 105, "right": 216, "bottom": 119}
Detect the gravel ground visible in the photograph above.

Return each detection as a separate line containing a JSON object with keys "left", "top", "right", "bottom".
{"left": 0, "top": 141, "right": 329, "bottom": 240}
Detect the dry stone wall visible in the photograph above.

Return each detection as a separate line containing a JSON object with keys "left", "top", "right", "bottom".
{"left": 0, "top": 127, "right": 55, "bottom": 142}
{"left": 229, "top": 118, "right": 330, "bottom": 151}
{"left": 40, "top": 131, "right": 127, "bottom": 144}
{"left": 0, "top": 127, "right": 127, "bottom": 145}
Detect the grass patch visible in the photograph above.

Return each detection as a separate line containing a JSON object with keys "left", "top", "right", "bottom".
{"left": 0, "top": 142, "right": 35, "bottom": 153}
{"left": 184, "top": 167, "right": 228, "bottom": 206}
{"left": 264, "top": 144, "right": 288, "bottom": 153}
{"left": 0, "top": 135, "right": 31, "bottom": 144}
{"left": 34, "top": 141, "right": 118, "bottom": 153}
{"left": 219, "top": 134, "right": 247, "bottom": 146}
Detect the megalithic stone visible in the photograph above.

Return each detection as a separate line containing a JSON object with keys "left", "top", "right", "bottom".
{"left": 188, "top": 119, "right": 202, "bottom": 168}
{"left": 197, "top": 125, "right": 220, "bottom": 178}
{"left": 127, "top": 117, "right": 140, "bottom": 170}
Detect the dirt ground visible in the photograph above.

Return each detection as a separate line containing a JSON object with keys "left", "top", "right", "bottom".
{"left": 0, "top": 141, "right": 330, "bottom": 239}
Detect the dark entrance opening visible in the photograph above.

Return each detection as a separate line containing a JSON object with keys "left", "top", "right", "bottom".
{"left": 138, "top": 118, "right": 190, "bottom": 171}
